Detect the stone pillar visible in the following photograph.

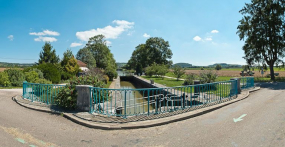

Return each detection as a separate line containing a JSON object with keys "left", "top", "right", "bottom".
{"left": 230, "top": 78, "right": 241, "bottom": 94}
{"left": 76, "top": 85, "right": 91, "bottom": 112}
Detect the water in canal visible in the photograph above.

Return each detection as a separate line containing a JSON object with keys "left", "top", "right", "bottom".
{"left": 120, "top": 81, "right": 154, "bottom": 115}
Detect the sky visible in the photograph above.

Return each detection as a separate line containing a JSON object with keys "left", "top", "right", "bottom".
{"left": 0, "top": 0, "right": 251, "bottom": 66}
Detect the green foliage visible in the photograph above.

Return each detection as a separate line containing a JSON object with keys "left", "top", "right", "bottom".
{"left": 85, "top": 35, "right": 116, "bottom": 69}
{"left": 61, "top": 49, "right": 73, "bottom": 67}
{"left": 199, "top": 70, "right": 218, "bottom": 84}
{"left": 0, "top": 72, "right": 11, "bottom": 87}
{"left": 37, "top": 63, "right": 61, "bottom": 83}
{"left": 104, "top": 66, "right": 117, "bottom": 81}
{"left": 136, "top": 63, "right": 143, "bottom": 75}
{"left": 55, "top": 75, "right": 105, "bottom": 109}
{"left": 25, "top": 71, "right": 39, "bottom": 83}
{"left": 102, "top": 75, "right": 109, "bottom": 84}
{"left": 183, "top": 73, "right": 196, "bottom": 85}
{"left": 64, "top": 57, "right": 80, "bottom": 75}
{"left": 127, "top": 37, "right": 173, "bottom": 70}
{"left": 173, "top": 65, "right": 185, "bottom": 80}
{"left": 237, "top": 0, "right": 285, "bottom": 80}
{"left": 38, "top": 42, "right": 60, "bottom": 64}
{"left": 4, "top": 69, "right": 25, "bottom": 87}
{"left": 215, "top": 64, "right": 222, "bottom": 70}
{"left": 145, "top": 64, "right": 168, "bottom": 78}
{"left": 76, "top": 48, "right": 96, "bottom": 68}
{"left": 34, "top": 78, "right": 52, "bottom": 84}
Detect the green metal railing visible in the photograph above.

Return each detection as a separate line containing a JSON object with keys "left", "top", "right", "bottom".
{"left": 22, "top": 81, "right": 65, "bottom": 104}
{"left": 240, "top": 77, "right": 254, "bottom": 89}
{"left": 90, "top": 79, "right": 242, "bottom": 118}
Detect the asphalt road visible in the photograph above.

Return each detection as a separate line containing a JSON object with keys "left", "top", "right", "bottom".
{"left": 0, "top": 83, "right": 285, "bottom": 147}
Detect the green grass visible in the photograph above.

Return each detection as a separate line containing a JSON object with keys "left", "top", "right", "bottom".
{"left": 254, "top": 77, "right": 285, "bottom": 82}
{"left": 142, "top": 76, "right": 184, "bottom": 87}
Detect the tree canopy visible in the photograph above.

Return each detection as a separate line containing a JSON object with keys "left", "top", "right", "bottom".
{"left": 237, "top": 0, "right": 285, "bottom": 80}
{"left": 38, "top": 42, "right": 60, "bottom": 64}
{"left": 127, "top": 37, "right": 173, "bottom": 70}
{"left": 76, "top": 47, "right": 96, "bottom": 68}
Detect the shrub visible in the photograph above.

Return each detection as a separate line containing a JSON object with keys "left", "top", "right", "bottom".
{"left": 37, "top": 63, "right": 61, "bottom": 83}
{"left": 173, "top": 65, "right": 185, "bottom": 80}
{"left": 0, "top": 72, "right": 11, "bottom": 87}
{"left": 145, "top": 66, "right": 155, "bottom": 77}
{"left": 61, "top": 71, "right": 73, "bottom": 81}
{"left": 34, "top": 78, "right": 52, "bottom": 84}
{"left": 104, "top": 66, "right": 117, "bottom": 81}
{"left": 183, "top": 73, "right": 196, "bottom": 85}
{"left": 55, "top": 75, "right": 105, "bottom": 109}
{"left": 5, "top": 69, "right": 25, "bottom": 87}
{"left": 199, "top": 70, "right": 218, "bottom": 84}
{"left": 25, "top": 71, "right": 39, "bottom": 83}
{"left": 215, "top": 64, "right": 222, "bottom": 70}
{"left": 102, "top": 75, "right": 109, "bottom": 84}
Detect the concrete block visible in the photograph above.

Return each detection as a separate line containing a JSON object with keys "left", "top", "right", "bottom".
{"left": 76, "top": 85, "right": 91, "bottom": 112}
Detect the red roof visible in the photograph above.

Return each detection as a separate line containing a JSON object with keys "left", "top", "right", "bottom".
{"left": 77, "top": 60, "right": 87, "bottom": 67}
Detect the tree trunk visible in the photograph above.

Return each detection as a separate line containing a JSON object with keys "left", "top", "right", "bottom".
{"left": 269, "top": 64, "right": 275, "bottom": 81}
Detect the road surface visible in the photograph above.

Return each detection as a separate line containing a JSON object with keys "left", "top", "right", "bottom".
{"left": 0, "top": 83, "right": 285, "bottom": 147}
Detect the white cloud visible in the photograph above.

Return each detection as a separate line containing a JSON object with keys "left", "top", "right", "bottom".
{"left": 7, "top": 35, "right": 14, "bottom": 41}
{"left": 70, "top": 42, "right": 82, "bottom": 47}
{"left": 76, "top": 20, "right": 134, "bottom": 41}
{"left": 29, "top": 30, "right": 60, "bottom": 36}
{"left": 143, "top": 33, "right": 150, "bottom": 38}
{"left": 34, "top": 36, "right": 57, "bottom": 42}
{"left": 106, "top": 40, "right": 112, "bottom": 46}
{"left": 193, "top": 36, "right": 202, "bottom": 41}
{"left": 211, "top": 30, "right": 219, "bottom": 33}
{"left": 205, "top": 37, "right": 212, "bottom": 41}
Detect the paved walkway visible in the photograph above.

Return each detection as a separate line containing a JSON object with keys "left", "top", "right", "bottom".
{"left": 2, "top": 83, "right": 285, "bottom": 146}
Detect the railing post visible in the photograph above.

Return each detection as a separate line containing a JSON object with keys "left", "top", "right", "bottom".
{"left": 124, "top": 90, "right": 127, "bottom": 118}
{"left": 148, "top": 89, "right": 150, "bottom": 116}
{"left": 23, "top": 81, "right": 27, "bottom": 97}
{"left": 89, "top": 87, "right": 93, "bottom": 113}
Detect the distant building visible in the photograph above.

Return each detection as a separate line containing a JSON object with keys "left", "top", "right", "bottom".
{"left": 77, "top": 60, "right": 89, "bottom": 72}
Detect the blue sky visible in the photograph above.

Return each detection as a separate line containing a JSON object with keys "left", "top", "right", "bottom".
{"left": 0, "top": 0, "right": 250, "bottom": 66}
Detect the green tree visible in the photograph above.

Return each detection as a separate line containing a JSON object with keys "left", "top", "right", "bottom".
{"left": 215, "top": 64, "right": 222, "bottom": 70}
{"left": 0, "top": 72, "right": 10, "bottom": 87}
{"left": 173, "top": 65, "right": 185, "bottom": 81}
{"left": 61, "top": 49, "right": 73, "bottom": 67}
{"left": 85, "top": 35, "right": 116, "bottom": 69}
{"left": 237, "top": 0, "right": 285, "bottom": 80}
{"left": 65, "top": 57, "right": 80, "bottom": 75}
{"left": 38, "top": 42, "right": 60, "bottom": 64}
{"left": 76, "top": 47, "right": 96, "bottom": 68}
{"left": 37, "top": 63, "right": 61, "bottom": 83}
{"left": 127, "top": 37, "right": 173, "bottom": 70}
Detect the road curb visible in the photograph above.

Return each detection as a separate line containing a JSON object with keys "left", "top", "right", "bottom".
{"left": 13, "top": 87, "right": 260, "bottom": 130}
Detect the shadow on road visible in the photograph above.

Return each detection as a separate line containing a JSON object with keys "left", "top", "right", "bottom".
{"left": 255, "top": 82, "right": 285, "bottom": 90}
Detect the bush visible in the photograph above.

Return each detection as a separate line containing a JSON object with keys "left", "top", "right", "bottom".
{"left": 145, "top": 66, "right": 155, "bottom": 77}
{"left": 34, "top": 78, "right": 52, "bottom": 84}
{"left": 0, "top": 72, "right": 11, "bottom": 87}
{"left": 173, "top": 65, "right": 185, "bottom": 80}
{"left": 36, "top": 63, "right": 61, "bottom": 83}
{"left": 215, "top": 64, "right": 222, "bottom": 70}
{"left": 102, "top": 75, "right": 109, "bottom": 84}
{"left": 104, "top": 66, "right": 117, "bottom": 81}
{"left": 55, "top": 75, "right": 105, "bottom": 109}
{"left": 5, "top": 69, "right": 25, "bottom": 87}
{"left": 183, "top": 73, "right": 196, "bottom": 85}
{"left": 61, "top": 71, "right": 73, "bottom": 81}
{"left": 25, "top": 71, "right": 39, "bottom": 83}
{"left": 199, "top": 70, "right": 218, "bottom": 84}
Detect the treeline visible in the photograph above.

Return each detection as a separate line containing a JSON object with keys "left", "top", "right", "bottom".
{"left": 0, "top": 34, "right": 117, "bottom": 87}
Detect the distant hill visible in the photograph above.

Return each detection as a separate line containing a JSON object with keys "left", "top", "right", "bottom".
{"left": 208, "top": 63, "right": 242, "bottom": 68}
{"left": 173, "top": 63, "right": 192, "bottom": 68}
{"left": 116, "top": 62, "right": 127, "bottom": 69}
{"left": 0, "top": 62, "right": 34, "bottom": 68}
